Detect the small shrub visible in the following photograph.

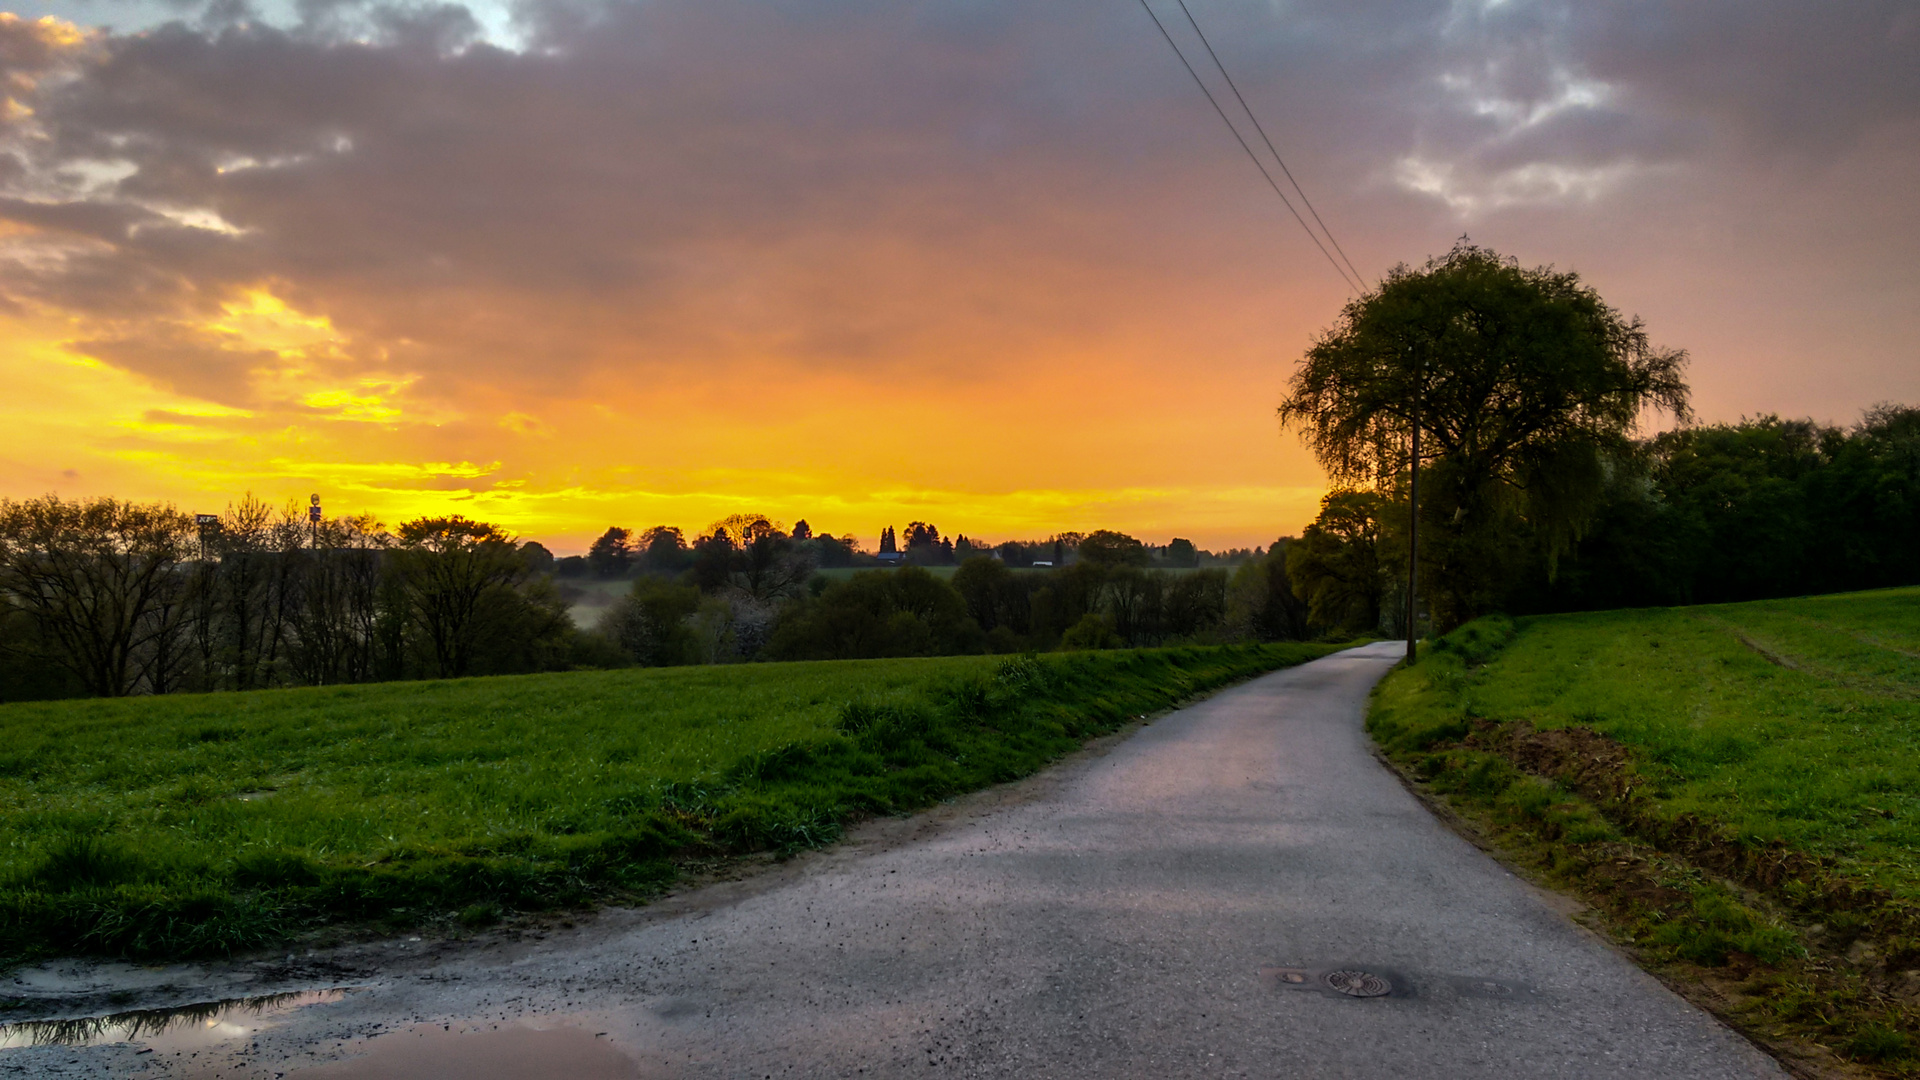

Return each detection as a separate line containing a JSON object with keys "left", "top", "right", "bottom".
{"left": 725, "top": 741, "right": 829, "bottom": 786}
{"left": 992, "top": 656, "right": 1048, "bottom": 696}
{"left": 938, "top": 676, "right": 996, "bottom": 724}
{"left": 1496, "top": 778, "right": 1555, "bottom": 821}
{"left": 457, "top": 902, "right": 502, "bottom": 928}
{"left": 231, "top": 850, "right": 323, "bottom": 889}
{"left": 833, "top": 701, "right": 886, "bottom": 735}
{"left": 1562, "top": 819, "right": 1616, "bottom": 844}
{"left": 839, "top": 703, "right": 941, "bottom": 757}
{"left": 1060, "top": 613, "right": 1120, "bottom": 651}
{"left": 1848, "top": 1024, "right": 1913, "bottom": 1062}
{"left": 1432, "top": 753, "right": 1519, "bottom": 799}
{"left": 1651, "top": 891, "right": 1803, "bottom": 967}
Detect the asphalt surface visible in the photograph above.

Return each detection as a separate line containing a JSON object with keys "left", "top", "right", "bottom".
{"left": 7, "top": 641, "right": 1788, "bottom": 1078}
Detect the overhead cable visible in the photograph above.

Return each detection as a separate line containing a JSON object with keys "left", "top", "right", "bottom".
{"left": 1172, "top": 0, "right": 1367, "bottom": 289}
{"left": 1135, "top": 0, "right": 1362, "bottom": 293}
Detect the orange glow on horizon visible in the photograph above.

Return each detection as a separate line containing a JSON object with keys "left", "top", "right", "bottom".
{"left": 0, "top": 293, "right": 1332, "bottom": 554}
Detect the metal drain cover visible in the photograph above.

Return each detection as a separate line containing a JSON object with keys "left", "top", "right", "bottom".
{"left": 1322, "top": 969, "right": 1393, "bottom": 998}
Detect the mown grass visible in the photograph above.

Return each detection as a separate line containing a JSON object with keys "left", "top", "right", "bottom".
{"left": 1369, "top": 587, "right": 1920, "bottom": 1070}
{"left": 0, "top": 642, "right": 1347, "bottom": 967}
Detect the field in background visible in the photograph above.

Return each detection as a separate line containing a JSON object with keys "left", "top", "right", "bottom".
{"left": 808, "top": 564, "right": 963, "bottom": 582}
{"left": 0, "top": 641, "right": 1350, "bottom": 965}
{"left": 1369, "top": 588, "right": 1920, "bottom": 1068}
{"left": 553, "top": 577, "right": 634, "bottom": 626}
{"left": 561, "top": 564, "right": 1229, "bottom": 625}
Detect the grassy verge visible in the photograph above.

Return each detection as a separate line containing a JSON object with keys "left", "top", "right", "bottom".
{"left": 1368, "top": 588, "right": 1920, "bottom": 1077}
{"left": 0, "top": 642, "right": 1348, "bottom": 967}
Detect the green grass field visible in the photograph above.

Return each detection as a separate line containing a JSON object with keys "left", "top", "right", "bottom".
{"left": 0, "top": 642, "right": 1348, "bottom": 965}
{"left": 1375, "top": 588, "right": 1920, "bottom": 894}
{"left": 809, "top": 564, "right": 962, "bottom": 582}
{"left": 1369, "top": 587, "right": 1920, "bottom": 1067}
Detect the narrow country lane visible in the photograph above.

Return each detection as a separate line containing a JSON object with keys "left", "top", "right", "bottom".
{"left": 14, "top": 642, "right": 1786, "bottom": 1079}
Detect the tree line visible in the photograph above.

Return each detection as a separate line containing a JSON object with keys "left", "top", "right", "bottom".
{"left": 557, "top": 520, "right": 1231, "bottom": 580}
{"left": 1276, "top": 407, "right": 1920, "bottom": 638}
{"left": 588, "top": 520, "right": 1287, "bottom": 667}
{"left": 0, "top": 495, "right": 576, "bottom": 701}
{"left": 0, "top": 496, "right": 1286, "bottom": 701}
{"left": 1276, "top": 241, "right": 1920, "bottom": 640}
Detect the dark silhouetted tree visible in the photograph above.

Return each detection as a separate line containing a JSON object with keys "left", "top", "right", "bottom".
{"left": 520, "top": 541, "right": 556, "bottom": 575}
{"left": 1226, "top": 541, "right": 1311, "bottom": 641}
{"left": 602, "top": 576, "right": 702, "bottom": 666}
{"left": 1287, "top": 489, "right": 1390, "bottom": 632}
{"left": 1164, "top": 538, "right": 1199, "bottom": 568}
{"left": 638, "top": 525, "right": 690, "bottom": 574}
{"left": 586, "top": 526, "right": 633, "bottom": 578}
{"left": 1077, "top": 530, "right": 1150, "bottom": 567}
{"left": 768, "top": 566, "right": 982, "bottom": 660}
{"left": 1278, "top": 240, "right": 1691, "bottom": 630}
{"left": 392, "top": 515, "right": 527, "bottom": 678}
{"left": 0, "top": 495, "right": 195, "bottom": 696}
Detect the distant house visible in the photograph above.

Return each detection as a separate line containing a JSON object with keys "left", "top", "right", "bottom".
{"left": 875, "top": 551, "right": 904, "bottom": 564}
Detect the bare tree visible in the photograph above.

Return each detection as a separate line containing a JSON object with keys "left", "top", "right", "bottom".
{"left": 288, "top": 514, "right": 391, "bottom": 685}
{"left": 208, "top": 493, "right": 301, "bottom": 690}
{"left": 0, "top": 495, "right": 195, "bottom": 696}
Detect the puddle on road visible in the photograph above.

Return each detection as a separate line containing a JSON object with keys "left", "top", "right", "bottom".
{"left": 289, "top": 1023, "right": 644, "bottom": 1079}
{"left": 0, "top": 988, "right": 350, "bottom": 1050}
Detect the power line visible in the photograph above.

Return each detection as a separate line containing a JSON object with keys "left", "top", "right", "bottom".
{"left": 1134, "top": 0, "right": 1362, "bottom": 293}
{"left": 1172, "top": 0, "right": 1367, "bottom": 289}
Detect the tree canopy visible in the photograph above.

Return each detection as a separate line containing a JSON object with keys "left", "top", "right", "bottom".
{"left": 1077, "top": 529, "right": 1150, "bottom": 567}
{"left": 1279, "top": 241, "right": 1691, "bottom": 629}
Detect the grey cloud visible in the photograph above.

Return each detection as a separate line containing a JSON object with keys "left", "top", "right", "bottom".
{"left": 71, "top": 331, "right": 277, "bottom": 403}
{"left": 1474, "top": 106, "right": 1703, "bottom": 175}
{"left": 0, "top": 194, "right": 158, "bottom": 241}
{"left": 0, "top": 0, "right": 1910, "bottom": 411}
{"left": 1566, "top": 0, "right": 1920, "bottom": 155}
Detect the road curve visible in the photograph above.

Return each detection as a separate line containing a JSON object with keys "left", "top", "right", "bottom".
{"left": 33, "top": 641, "right": 1788, "bottom": 1079}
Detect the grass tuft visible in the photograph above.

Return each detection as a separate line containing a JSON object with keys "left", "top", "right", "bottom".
{"left": 25, "top": 837, "right": 150, "bottom": 892}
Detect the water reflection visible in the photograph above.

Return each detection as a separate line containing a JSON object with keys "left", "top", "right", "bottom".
{"left": 0, "top": 988, "right": 349, "bottom": 1049}
{"left": 291, "top": 1023, "right": 644, "bottom": 1079}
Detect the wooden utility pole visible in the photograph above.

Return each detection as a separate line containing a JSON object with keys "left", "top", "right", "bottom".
{"left": 1406, "top": 420, "right": 1419, "bottom": 664}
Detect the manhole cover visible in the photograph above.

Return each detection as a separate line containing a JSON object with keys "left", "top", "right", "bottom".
{"left": 1321, "top": 969, "right": 1393, "bottom": 998}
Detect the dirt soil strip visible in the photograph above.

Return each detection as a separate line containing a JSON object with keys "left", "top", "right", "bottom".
{"left": 1374, "top": 718, "right": 1920, "bottom": 1080}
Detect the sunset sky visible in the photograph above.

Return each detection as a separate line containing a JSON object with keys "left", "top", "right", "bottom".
{"left": 0, "top": 0, "right": 1914, "bottom": 553}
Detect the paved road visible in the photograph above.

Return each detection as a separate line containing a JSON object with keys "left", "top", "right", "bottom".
{"left": 21, "top": 642, "right": 1786, "bottom": 1078}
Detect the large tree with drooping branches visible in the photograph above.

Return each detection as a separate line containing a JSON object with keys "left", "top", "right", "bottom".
{"left": 1279, "top": 241, "right": 1692, "bottom": 631}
